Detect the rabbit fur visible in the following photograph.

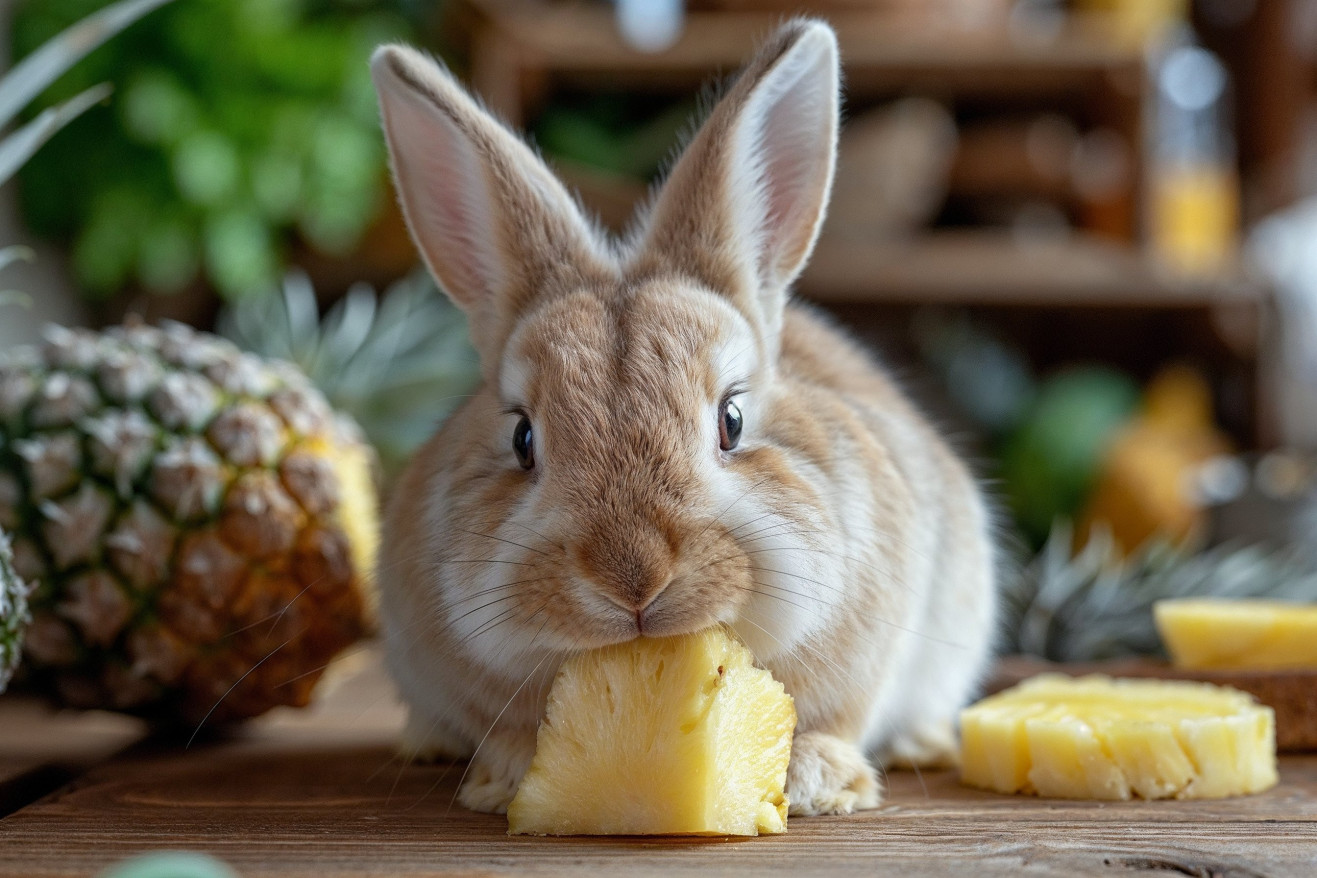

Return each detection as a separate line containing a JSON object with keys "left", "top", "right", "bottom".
{"left": 371, "top": 19, "right": 997, "bottom": 816}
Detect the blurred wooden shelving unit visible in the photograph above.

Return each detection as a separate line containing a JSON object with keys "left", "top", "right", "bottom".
{"left": 447, "top": 0, "right": 1261, "bottom": 301}
{"left": 443, "top": 0, "right": 1272, "bottom": 436}
{"left": 800, "top": 230, "right": 1264, "bottom": 307}
{"left": 452, "top": 0, "right": 1146, "bottom": 125}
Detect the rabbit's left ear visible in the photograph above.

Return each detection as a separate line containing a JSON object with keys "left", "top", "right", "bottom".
{"left": 634, "top": 20, "right": 839, "bottom": 341}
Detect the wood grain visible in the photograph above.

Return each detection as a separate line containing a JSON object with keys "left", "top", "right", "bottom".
{"left": 1, "top": 649, "right": 1315, "bottom": 877}
{"left": 0, "top": 696, "right": 145, "bottom": 816}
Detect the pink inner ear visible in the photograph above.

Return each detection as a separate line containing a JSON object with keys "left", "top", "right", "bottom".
{"left": 760, "top": 97, "right": 826, "bottom": 271}
{"left": 746, "top": 46, "right": 835, "bottom": 286}
{"left": 382, "top": 85, "right": 504, "bottom": 311}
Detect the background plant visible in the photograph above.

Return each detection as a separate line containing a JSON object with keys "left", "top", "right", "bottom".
{"left": 11, "top": 0, "right": 414, "bottom": 302}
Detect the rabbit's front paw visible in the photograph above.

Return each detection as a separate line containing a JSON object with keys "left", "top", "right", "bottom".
{"left": 457, "top": 730, "right": 537, "bottom": 814}
{"left": 786, "top": 731, "right": 882, "bottom": 815}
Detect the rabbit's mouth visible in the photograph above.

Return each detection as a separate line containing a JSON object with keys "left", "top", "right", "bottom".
{"left": 555, "top": 572, "right": 731, "bottom": 649}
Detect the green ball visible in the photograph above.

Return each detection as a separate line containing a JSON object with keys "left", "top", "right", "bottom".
{"left": 100, "top": 851, "right": 238, "bottom": 878}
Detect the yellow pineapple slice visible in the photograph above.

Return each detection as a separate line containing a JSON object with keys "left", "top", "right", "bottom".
{"left": 1155, "top": 598, "right": 1317, "bottom": 671}
{"left": 960, "top": 674, "right": 1276, "bottom": 800}
{"left": 507, "top": 628, "right": 796, "bottom": 836}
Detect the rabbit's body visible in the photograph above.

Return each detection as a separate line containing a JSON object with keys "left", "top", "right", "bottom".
{"left": 373, "top": 21, "right": 997, "bottom": 816}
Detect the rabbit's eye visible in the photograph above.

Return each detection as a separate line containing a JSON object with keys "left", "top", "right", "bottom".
{"left": 512, "top": 415, "right": 535, "bottom": 469}
{"left": 719, "top": 400, "right": 742, "bottom": 451}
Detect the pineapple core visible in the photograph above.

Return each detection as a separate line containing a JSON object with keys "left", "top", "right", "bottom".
{"left": 507, "top": 628, "right": 796, "bottom": 836}
{"left": 960, "top": 674, "right": 1276, "bottom": 800}
{"left": 1155, "top": 598, "right": 1317, "bottom": 671}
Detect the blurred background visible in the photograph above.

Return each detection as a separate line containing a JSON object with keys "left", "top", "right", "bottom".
{"left": 7, "top": 0, "right": 1317, "bottom": 659}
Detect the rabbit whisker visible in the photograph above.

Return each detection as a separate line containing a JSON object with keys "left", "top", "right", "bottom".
{"left": 187, "top": 632, "right": 298, "bottom": 748}
{"left": 747, "top": 566, "right": 966, "bottom": 649}
{"left": 446, "top": 622, "right": 554, "bottom": 813}
{"left": 456, "top": 527, "right": 553, "bottom": 558}
{"left": 691, "top": 476, "right": 773, "bottom": 547}
{"left": 449, "top": 557, "right": 537, "bottom": 568}
{"left": 504, "top": 520, "right": 566, "bottom": 552}
{"left": 433, "top": 576, "right": 552, "bottom": 615}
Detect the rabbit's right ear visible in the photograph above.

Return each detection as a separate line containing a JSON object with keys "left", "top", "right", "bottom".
{"left": 371, "top": 46, "right": 608, "bottom": 354}
{"left": 633, "top": 21, "right": 839, "bottom": 352}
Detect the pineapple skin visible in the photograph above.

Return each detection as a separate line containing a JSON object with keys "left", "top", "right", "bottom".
{"left": 1155, "top": 599, "right": 1317, "bottom": 671}
{"left": 0, "top": 323, "right": 377, "bottom": 723}
{"left": 960, "top": 674, "right": 1277, "bottom": 801}
{"left": 0, "top": 528, "right": 29, "bottom": 692}
{"left": 507, "top": 629, "right": 796, "bottom": 836}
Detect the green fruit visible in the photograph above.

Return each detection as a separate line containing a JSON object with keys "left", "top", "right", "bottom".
{"left": 999, "top": 367, "right": 1140, "bottom": 545}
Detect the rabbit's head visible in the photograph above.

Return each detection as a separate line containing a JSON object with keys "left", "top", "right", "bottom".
{"left": 372, "top": 22, "right": 841, "bottom": 661}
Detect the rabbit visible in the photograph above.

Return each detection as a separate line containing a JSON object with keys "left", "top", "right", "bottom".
{"left": 370, "top": 18, "right": 998, "bottom": 817}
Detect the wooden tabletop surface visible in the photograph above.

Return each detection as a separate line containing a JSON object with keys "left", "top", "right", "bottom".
{"left": 2, "top": 648, "right": 1315, "bottom": 878}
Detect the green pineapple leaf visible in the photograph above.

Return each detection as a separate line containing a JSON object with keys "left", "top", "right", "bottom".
{"left": 1001, "top": 522, "right": 1317, "bottom": 662}
{"left": 218, "top": 270, "right": 480, "bottom": 477}
{"left": 0, "top": 530, "right": 30, "bottom": 693}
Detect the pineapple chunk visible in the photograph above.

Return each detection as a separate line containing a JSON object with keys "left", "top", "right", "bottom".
{"left": 960, "top": 674, "right": 1277, "bottom": 800}
{"left": 507, "top": 628, "right": 796, "bottom": 836}
{"left": 1155, "top": 598, "right": 1317, "bottom": 671}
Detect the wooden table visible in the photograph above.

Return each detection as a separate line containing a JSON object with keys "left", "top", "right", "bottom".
{"left": 2, "top": 649, "right": 1315, "bottom": 877}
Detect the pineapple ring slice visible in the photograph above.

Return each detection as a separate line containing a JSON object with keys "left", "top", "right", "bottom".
{"left": 960, "top": 674, "right": 1277, "bottom": 800}
{"left": 507, "top": 628, "right": 796, "bottom": 836}
{"left": 1155, "top": 598, "right": 1317, "bottom": 671}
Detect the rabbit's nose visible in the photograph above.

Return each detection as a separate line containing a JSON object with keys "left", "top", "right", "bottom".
{"left": 573, "top": 517, "right": 675, "bottom": 613}
{"left": 595, "top": 574, "right": 674, "bottom": 634}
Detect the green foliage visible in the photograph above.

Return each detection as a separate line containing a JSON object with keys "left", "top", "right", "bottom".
{"left": 12, "top": 0, "right": 412, "bottom": 301}
{"left": 533, "top": 92, "right": 693, "bottom": 181}
{"left": 0, "top": 0, "right": 174, "bottom": 186}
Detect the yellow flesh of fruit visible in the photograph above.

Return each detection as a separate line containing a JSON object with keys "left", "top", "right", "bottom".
{"left": 1155, "top": 598, "right": 1317, "bottom": 671}
{"left": 507, "top": 628, "right": 796, "bottom": 836}
{"left": 960, "top": 674, "right": 1277, "bottom": 800}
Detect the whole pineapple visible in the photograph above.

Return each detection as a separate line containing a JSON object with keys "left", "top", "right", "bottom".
{"left": 0, "top": 528, "right": 29, "bottom": 692}
{"left": 0, "top": 321, "right": 377, "bottom": 724}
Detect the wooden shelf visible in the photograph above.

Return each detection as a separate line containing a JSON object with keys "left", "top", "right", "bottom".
{"left": 456, "top": 0, "right": 1145, "bottom": 124}
{"left": 798, "top": 231, "right": 1265, "bottom": 307}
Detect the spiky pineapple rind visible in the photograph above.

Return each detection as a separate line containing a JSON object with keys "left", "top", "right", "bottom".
{"left": 0, "top": 320, "right": 376, "bottom": 723}
{"left": 0, "top": 529, "right": 30, "bottom": 692}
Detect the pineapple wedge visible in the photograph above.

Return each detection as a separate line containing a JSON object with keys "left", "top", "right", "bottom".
{"left": 507, "top": 628, "right": 796, "bottom": 836}
{"left": 960, "top": 674, "right": 1277, "bottom": 800}
{"left": 1155, "top": 598, "right": 1317, "bottom": 671}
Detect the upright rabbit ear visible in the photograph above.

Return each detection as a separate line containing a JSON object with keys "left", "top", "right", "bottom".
{"left": 371, "top": 46, "right": 609, "bottom": 354}
{"left": 634, "top": 21, "right": 839, "bottom": 346}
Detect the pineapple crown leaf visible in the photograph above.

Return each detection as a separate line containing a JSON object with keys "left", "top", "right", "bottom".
{"left": 0, "top": 0, "right": 175, "bottom": 186}
{"left": 217, "top": 270, "right": 480, "bottom": 473}
{"left": 0, "top": 529, "right": 30, "bottom": 694}
{"left": 1001, "top": 521, "right": 1317, "bottom": 662}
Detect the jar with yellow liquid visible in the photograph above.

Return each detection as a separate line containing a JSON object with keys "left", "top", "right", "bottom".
{"left": 1148, "top": 41, "right": 1240, "bottom": 278}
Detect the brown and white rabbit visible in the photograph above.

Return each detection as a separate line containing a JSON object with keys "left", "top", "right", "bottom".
{"left": 370, "top": 19, "right": 997, "bottom": 816}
